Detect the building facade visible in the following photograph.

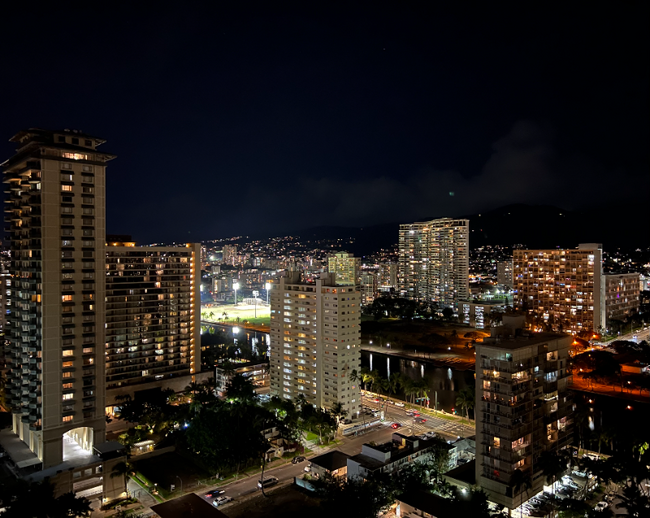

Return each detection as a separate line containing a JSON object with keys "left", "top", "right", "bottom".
{"left": 460, "top": 300, "right": 505, "bottom": 329}
{"left": 475, "top": 316, "right": 573, "bottom": 510}
{"left": 497, "top": 260, "right": 513, "bottom": 289}
{"left": 3, "top": 129, "right": 110, "bottom": 467}
{"left": 215, "top": 360, "right": 269, "bottom": 398}
{"left": 513, "top": 244, "right": 605, "bottom": 333}
{"left": 603, "top": 273, "right": 640, "bottom": 324}
{"left": 2, "top": 128, "right": 126, "bottom": 503}
{"left": 360, "top": 271, "right": 377, "bottom": 306}
{"left": 398, "top": 218, "right": 469, "bottom": 306}
{"left": 328, "top": 251, "right": 360, "bottom": 286}
{"left": 105, "top": 243, "right": 201, "bottom": 406}
{"left": 269, "top": 272, "right": 361, "bottom": 415}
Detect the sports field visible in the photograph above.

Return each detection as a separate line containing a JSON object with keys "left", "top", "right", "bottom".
{"left": 200, "top": 303, "right": 271, "bottom": 326}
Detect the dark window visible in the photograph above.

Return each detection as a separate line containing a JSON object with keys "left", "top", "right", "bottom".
{"left": 58, "top": 136, "right": 65, "bottom": 143}
{"left": 72, "top": 137, "right": 79, "bottom": 145}
{"left": 84, "top": 140, "right": 92, "bottom": 146}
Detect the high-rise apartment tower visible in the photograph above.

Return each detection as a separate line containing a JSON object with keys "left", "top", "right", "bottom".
{"left": 328, "top": 251, "right": 360, "bottom": 286}
{"left": 475, "top": 316, "right": 573, "bottom": 511}
{"left": 513, "top": 244, "right": 605, "bottom": 333}
{"left": 2, "top": 129, "right": 110, "bottom": 467}
{"left": 105, "top": 241, "right": 201, "bottom": 408}
{"left": 269, "top": 272, "right": 361, "bottom": 415}
{"left": 398, "top": 218, "right": 469, "bottom": 306}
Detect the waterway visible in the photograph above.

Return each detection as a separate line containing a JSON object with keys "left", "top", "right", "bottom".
{"left": 201, "top": 323, "right": 270, "bottom": 356}
{"left": 360, "top": 350, "right": 475, "bottom": 416}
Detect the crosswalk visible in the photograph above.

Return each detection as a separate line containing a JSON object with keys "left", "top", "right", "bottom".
{"left": 361, "top": 395, "right": 475, "bottom": 439}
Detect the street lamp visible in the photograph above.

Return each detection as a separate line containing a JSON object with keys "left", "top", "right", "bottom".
{"left": 265, "top": 282, "right": 271, "bottom": 305}
{"left": 233, "top": 281, "right": 239, "bottom": 306}
{"left": 176, "top": 476, "right": 183, "bottom": 494}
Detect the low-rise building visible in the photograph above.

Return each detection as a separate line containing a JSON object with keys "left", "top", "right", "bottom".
{"left": 309, "top": 450, "right": 350, "bottom": 479}
{"left": 347, "top": 433, "right": 449, "bottom": 479}
{"left": 215, "top": 360, "right": 269, "bottom": 397}
{"left": 459, "top": 300, "right": 505, "bottom": 329}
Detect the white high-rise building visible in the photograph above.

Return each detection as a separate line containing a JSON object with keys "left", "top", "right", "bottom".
{"left": 269, "top": 272, "right": 361, "bottom": 415}
{"left": 2, "top": 128, "right": 125, "bottom": 502}
{"left": 398, "top": 218, "right": 469, "bottom": 306}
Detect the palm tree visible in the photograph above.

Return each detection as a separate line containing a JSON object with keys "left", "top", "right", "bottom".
{"left": 402, "top": 378, "right": 417, "bottom": 404}
{"left": 295, "top": 393, "right": 308, "bottom": 411}
{"left": 330, "top": 401, "right": 348, "bottom": 434}
{"left": 414, "top": 378, "right": 429, "bottom": 407}
{"left": 387, "top": 373, "right": 402, "bottom": 403}
{"left": 596, "top": 428, "right": 614, "bottom": 458}
{"left": 110, "top": 461, "right": 131, "bottom": 481}
{"left": 455, "top": 387, "right": 475, "bottom": 421}
{"left": 538, "top": 450, "right": 568, "bottom": 495}
{"left": 358, "top": 367, "right": 371, "bottom": 391}
{"left": 184, "top": 381, "right": 201, "bottom": 399}
{"left": 511, "top": 469, "right": 531, "bottom": 518}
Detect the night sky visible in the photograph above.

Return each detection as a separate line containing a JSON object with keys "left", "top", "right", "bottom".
{"left": 1, "top": 3, "right": 648, "bottom": 243}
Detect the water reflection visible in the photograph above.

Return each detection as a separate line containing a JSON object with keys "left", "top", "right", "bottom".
{"left": 360, "top": 350, "right": 474, "bottom": 414}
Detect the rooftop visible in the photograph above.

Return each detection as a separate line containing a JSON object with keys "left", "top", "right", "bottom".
{"left": 310, "top": 451, "right": 350, "bottom": 472}
{"left": 397, "top": 489, "right": 456, "bottom": 518}
{"left": 481, "top": 331, "right": 570, "bottom": 350}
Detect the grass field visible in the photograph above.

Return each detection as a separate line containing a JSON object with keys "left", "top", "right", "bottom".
{"left": 201, "top": 303, "right": 271, "bottom": 326}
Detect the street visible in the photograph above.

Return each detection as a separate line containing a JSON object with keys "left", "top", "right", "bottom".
{"left": 358, "top": 394, "right": 475, "bottom": 440}
{"left": 197, "top": 393, "right": 476, "bottom": 511}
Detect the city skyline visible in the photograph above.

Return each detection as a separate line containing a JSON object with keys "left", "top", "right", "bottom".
{"left": 1, "top": 3, "right": 648, "bottom": 243}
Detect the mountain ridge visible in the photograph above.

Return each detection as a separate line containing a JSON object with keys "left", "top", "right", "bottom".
{"left": 291, "top": 203, "right": 645, "bottom": 256}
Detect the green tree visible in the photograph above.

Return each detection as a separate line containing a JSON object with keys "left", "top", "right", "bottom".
{"left": 387, "top": 373, "right": 402, "bottom": 403}
{"left": 312, "top": 472, "right": 394, "bottom": 518}
{"left": 455, "top": 386, "right": 475, "bottom": 420}
{"left": 538, "top": 450, "right": 568, "bottom": 495}
{"left": 330, "top": 401, "right": 348, "bottom": 432}
{"left": 510, "top": 469, "right": 531, "bottom": 518}
{"left": 225, "top": 373, "right": 257, "bottom": 401}
{"left": 442, "top": 307, "right": 454, "bottom": 321}
{"left": 0, "top": 480, "right": 92, "bottom": 518}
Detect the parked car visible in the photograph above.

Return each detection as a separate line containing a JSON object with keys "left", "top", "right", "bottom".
{"left": 572, "top": 470, "right": 588, "bottom": 478}
{"left": 342, "top": 418, "right": 352, "bottom": 425}
{"left": 394, "top": 402, "right": 405, "bottom": 407}
{"left": 391, "top": 423, "right": 402, "bottom": 429}
{"left": 213, "top": 496, "right": 233, "bottom": 507}
{"left": 292, "top": 456, "right": 306, "bottom": 464}
{"left": 258, "top": 476, "right": 279, "bottom": 489}
{"left": 304, "top": 464, "right": 312, "bottom": 473}
{"left": 205, "top": 489, "right": 225, "bottom": 498}
{"left": 563, "top": 479, "right": 580, "bottom": 490}
{"left": 594, "top": 501, "right": 608, "bottom": 512}
{"left": 424, "top": 431, "right": 437, "bottom": 438}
